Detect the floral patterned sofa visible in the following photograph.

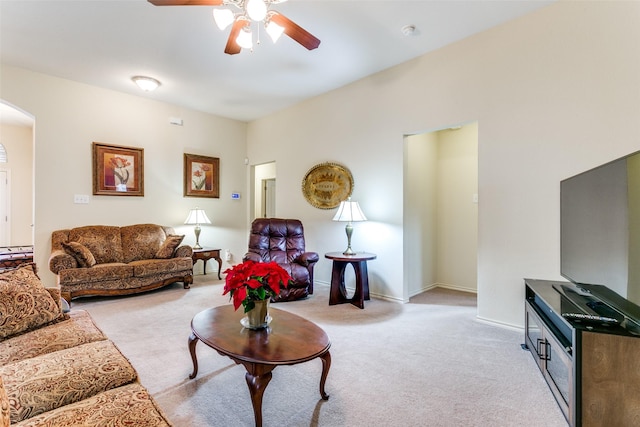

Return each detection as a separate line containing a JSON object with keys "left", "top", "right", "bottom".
{"left": 48, "top": 224, "right": 193, "bottom": 303}
{"left": 0, "top": 264, "right": 171, "bottom": 426}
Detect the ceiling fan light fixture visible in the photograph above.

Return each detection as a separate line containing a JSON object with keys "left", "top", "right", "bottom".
{"left": 131, "top": 76, "right": 161, "bottom": 92}
{"left": 236, "top": 25, "right": 253, "bottom": 49}
{"left": 147, "top": 0, "right": 319, "bottom": 55}
{"left": 246, "top": 0, "right": 267, "bottom": 21}
{"left": 213, "top": 8, "right": 234, "bottom": 30}
{"left": 265, "top": 19, "right": 284, "bottom": 43}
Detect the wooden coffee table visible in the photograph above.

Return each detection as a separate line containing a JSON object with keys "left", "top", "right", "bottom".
{"left": 188, "top": 305, "right": 331, "bottom": 427}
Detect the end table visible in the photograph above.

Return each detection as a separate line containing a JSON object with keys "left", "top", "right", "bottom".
{"left": 324, "top": 252, "right": 377, "bottom": 309}
{"left": 192, "top": 248, "right": 222, "bottom": 279}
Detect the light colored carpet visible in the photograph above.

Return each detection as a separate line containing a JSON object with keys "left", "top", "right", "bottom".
{"left": 72, "top": 276, "right": 568, "bottom": 427}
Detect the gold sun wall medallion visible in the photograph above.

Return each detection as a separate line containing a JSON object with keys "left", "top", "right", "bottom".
{"left": 302, "top": 162, "right": 354, "bottom": 209}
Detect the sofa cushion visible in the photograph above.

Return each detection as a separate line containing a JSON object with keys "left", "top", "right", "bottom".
{"left": 13, "top": 383, "right": 172, "bottom": 427}
{"left": 155, "top": 235, "right": 184, "bottom": 259}
{"left": 0, "top": 310, "right": 106, "bottom": 365}
{"left": 69, "top": 226, "right": 124, "bottom": 264}
{"left": 130, "top": 258, "right": 193, "bottom": 278}
{"left": 121, "top": 224, "right": 166, "bottom": 263}
{"left": 0, "top": 376, "right": 9, "bottom": 427}
{"left": 1, "top": 340, "right": 137, "bottom": 423}
{"left": 0, "top": 264, "right": 62, "bottom": 340}
{"left": 58, "top": 264, "right": 133, "bottom": 286}
{"left": 61, "top": 241, "right": 96, "bottom": 268}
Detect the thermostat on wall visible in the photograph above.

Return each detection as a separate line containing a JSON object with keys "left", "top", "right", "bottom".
{"left": 231, "top": 192, "right": 241, "bottom": 200}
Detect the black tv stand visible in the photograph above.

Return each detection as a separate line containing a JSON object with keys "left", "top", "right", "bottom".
{"left": 524, "top": 279, "right": 640, "bottom": 427}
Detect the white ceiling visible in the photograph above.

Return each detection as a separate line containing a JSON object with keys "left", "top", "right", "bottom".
{"left": 0, "top": 0, "right": 554, "bottom": 124}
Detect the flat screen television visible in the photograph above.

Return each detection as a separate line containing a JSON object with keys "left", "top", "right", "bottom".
{"left": 560, "top": 150, "right": 640, "bottom": 311}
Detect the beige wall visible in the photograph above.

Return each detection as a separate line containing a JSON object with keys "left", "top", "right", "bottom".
{"left": 436, "top": 124, "right": 478, "bottom": 292}
{"left": 0, "top": 66, "right": 249, "bottom": 285}
{"left": 246, "top": 1, "right": 640, "bottom": 327}
{"left": 0, "top": 123, "right": 33, "bottom": 245}
{"left": 405, "top": 131, "right": 438, "bottom": 297}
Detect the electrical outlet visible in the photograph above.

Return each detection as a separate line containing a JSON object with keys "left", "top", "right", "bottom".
{"left": 74, "top": 194, "right": 90, "bottom": 204}
{"left": 225, "top": 249, "right": 232, "bottom": 261}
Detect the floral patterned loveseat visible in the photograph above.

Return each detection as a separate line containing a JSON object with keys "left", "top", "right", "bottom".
{"left": 48, "top": 224, "right": 193, "bottom": 303}
{"left": 0, "top": 264, "right": 172, "bottom": 426}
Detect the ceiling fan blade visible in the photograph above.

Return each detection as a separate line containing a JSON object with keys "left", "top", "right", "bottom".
{"left": 224, "top": 20, "right": 244, "bottom": 55}
{"left": 148, "top": 0, "right": 223, "bottom": 6}
{"left": 270, "top": 13, "right": 320, "bottom": 51}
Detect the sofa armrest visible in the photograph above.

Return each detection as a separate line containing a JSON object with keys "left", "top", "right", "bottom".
{"left": 48, "top": 250, "right": 77, "bottom": 274}
{"left": 294, "top": 252, "right": 320, "bottom": 267}
{"left": 174, "top": 245, "right": 193, "bottom": 258}
{"left": 243, "top": 252, "right": 261, "bottom": 262}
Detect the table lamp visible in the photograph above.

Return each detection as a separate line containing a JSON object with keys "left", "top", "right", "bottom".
{"left": 184, "top": 207, "right": 211, "bottom": 249}
{"left": 332, "top": 198, "right": 367, "bottom": 255}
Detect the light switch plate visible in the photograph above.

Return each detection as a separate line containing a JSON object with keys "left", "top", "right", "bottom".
{"left": 74, "top": 194, "right": 90, "bottom": 204}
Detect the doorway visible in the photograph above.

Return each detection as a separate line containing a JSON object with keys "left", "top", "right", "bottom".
{"left": 253, "top": 162, "right": 276, "bottom": 220}
{"left": 0, "top": 101, "right": 35, "bottom": 248}
{"left": 403, "top": 122, "right": 478, "bottom": 298}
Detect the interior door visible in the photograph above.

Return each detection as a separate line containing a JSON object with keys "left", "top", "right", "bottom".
{"left": 262, "top": 178, "right": 276, "bottom": 218}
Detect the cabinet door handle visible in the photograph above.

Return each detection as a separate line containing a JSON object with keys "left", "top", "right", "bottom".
{"left": 544, "top": 341, "right": 551, "bottom": 361}
{"left": 536, "top": 338, "right": 545, "bottom": 359}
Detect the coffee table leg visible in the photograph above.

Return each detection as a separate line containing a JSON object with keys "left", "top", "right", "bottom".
{"left": 319, "top": 350, "right": 331, "bottom": 400}
{"left": 244, "top": 364, "right": 275, "bottom": 427}
{"left": 188, "top": 332, "right": 199, "bottom": 379}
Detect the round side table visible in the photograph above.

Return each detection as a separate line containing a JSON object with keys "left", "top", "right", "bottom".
{"left": 324, "top": 252, "right": 376, "bottom": 309}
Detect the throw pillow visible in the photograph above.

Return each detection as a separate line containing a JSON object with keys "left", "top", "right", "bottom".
{"left": 0, "top": 375, "right": 9, "bottom": 427}
{"left": 155, "top": 234, "right": 185, "bottom": 259}
{"left": 61, "top": 241, "right": 96, "bottom": 268}
{"left": 0, "top": 263, "right": 62, "bottom": 340}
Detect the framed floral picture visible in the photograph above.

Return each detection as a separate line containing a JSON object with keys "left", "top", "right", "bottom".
{"left": 184, "top": 153, "right": 220, "bottom": 198}
{"left": 92, "top": 142, "right": 144, "bottom": 196}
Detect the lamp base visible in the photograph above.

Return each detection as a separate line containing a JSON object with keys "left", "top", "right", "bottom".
{"left": 193, "top": 226, "right": 202, "bottom": 250}
{"left": 343, "top": 247, "right": 356, "bottom": 256}
{"left": 343, "top": 223, "right": 356, "bottom": 255}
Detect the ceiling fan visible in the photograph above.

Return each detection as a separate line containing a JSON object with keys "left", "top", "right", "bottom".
{"left": 148, "top": 0, "right": 321, "bottom": 55}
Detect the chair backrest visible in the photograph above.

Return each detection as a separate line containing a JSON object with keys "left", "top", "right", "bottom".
{"left": 247, "top": 218, "right": 306, "bottom": 264}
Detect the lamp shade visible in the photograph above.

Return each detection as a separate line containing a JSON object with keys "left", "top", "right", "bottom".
{"left": 213, "top": 8, "right": 235, "bottom": 30}
{"left": 236, "top": 25, "right": 253, "bottom": 49}
{"left": 184, "top": 208, "right": 212, "bottom": 225}
{"left": 332, "top": 199, "right": 367, "bottom": 222}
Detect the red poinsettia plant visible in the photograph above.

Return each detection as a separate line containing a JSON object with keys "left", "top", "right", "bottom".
{"left": 223, "top": 260, "right": 292, "bottom": 313}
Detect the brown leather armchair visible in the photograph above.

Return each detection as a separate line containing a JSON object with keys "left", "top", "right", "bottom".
{"left": 243, "top": 218, "right": 319, "bottom": 302}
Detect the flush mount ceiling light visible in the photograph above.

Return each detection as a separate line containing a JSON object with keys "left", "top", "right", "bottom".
{"left": 132, "top": 76, "right": 161, "bottom": 91}
{"left": 148, "top": 0, "right": 320, "bottom": 55}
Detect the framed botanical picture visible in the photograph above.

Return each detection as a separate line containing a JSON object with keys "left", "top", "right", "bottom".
{"left": 92, "top": 142, "right": 144, "bottom": 196}
{"left": 184, "top": 153, "right": 220, "bottom": 198}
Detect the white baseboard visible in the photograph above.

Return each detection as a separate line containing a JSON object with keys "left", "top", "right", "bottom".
{"left": 314, "top": 280, "right": 406, "bottom": 303}
{"left": 476, "top": 315, "right": 523, "bottom": 332}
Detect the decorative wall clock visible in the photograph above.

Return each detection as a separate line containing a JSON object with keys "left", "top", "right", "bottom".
{"left": 302, "top": 162, "right": 353, "bottom": 209}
